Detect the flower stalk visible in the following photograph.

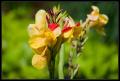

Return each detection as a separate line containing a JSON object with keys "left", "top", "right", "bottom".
{"left": 58, "top": 44, "right": 64, "bottom": 79}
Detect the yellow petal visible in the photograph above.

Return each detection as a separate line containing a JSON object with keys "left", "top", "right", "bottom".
{"left": 44, "top": 29, "right": 57, "bottom": 47}
{"left": 99, "top": 14, "right": 108, "bottom": 25}
{"left": 28, "top": 24, "right": 40, "bottom": 37}
{"left": 32, "top": 54, "right": 48, "bottom": 70}
{"left": 32, "top": 47, "right": 51, "bottom": 70}
{"left": 92, "top": 14, "right": 108, "bottom": 29}
{"left": 92, "top": 6, "right": 99, "bottom": 13}
{"left": 88, "top": 6, "right": 100, "bottom": 21}
{"left": 29, "top": 36, "right": 47, "bottom": 49}
{"left": 35, "top": 10, "right": 47, "bottom": 30}
{"left": 63, "top": 29, "right": 73, "bottom": 38}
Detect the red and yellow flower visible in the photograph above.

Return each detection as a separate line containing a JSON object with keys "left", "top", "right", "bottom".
{"left": 62, "top": 17, "right": 84, "bottom": 41}
{"left": 28, "top": 10, "right": 57, "bottom": 69}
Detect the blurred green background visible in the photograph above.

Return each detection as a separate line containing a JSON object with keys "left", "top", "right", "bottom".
{"left": 2, "top": 1, "right": 118, "bottom": 79}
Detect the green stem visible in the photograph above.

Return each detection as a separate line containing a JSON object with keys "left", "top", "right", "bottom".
{"left": 70, "top": 64, "right": 79, "bottom": 79}
{"left": 58, "top": 44, "right": 64, "bottom": 79}
{"left": 49, "top": 57, "right": 55, "bottom": 79}
{"left": 49, "top": 36, "right": 63, "bottom": 79}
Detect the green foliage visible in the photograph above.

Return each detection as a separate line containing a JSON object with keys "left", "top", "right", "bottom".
{"left": 2, "top": 7, "right": 49, "bottom": 79}
{"left": 78, "top": 38, "right": 118, "bottom": 79}
{"left": 2, "top": 1, "right": 118, "bottom": 79}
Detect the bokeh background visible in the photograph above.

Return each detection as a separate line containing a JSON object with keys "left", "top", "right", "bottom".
{"left": 2, "top": 1, "right": 119, "bottom": 79}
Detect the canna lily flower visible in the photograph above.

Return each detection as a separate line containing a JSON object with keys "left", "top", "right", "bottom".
{"left": 28, "top": 10, "right": 57, "bottom": 69}
{"left": 87, "top": 6, "right": 108, "bottom": 35}
{"left": 29, "top": 6, "right": 67, "bottom": 70}
{"left": 28, "top": 11, "right": 57, "bottom": 49}
{"left": 62, "top": 17, "right": 83, "bottom": 40}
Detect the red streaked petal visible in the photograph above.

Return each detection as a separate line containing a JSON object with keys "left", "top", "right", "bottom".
{"left": 62, "top": 27, "right": 72, "bottom": 33}
{"left": 76, "top": 22, "right": 80, "bottom": 27}
{"left": 48, "top": 23, "right": 59, "bottom": 31}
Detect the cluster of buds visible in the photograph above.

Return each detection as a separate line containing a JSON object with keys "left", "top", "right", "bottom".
{"left": 28, "top": 5, "right": 108, "bottom": 78}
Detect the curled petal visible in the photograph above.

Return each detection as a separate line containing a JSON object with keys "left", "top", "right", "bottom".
{"left": 35, "top": 10, "right": 47, "bottom": 30}
{"left": 87, "top": 6, "right": 100, "bottom": 21}
{"left": 99, "top": 14, "right": 108, "bottom": 25}
{"left": 92, "top": 6, "right": 99, "bottom": 13}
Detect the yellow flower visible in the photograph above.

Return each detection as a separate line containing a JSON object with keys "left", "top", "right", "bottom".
{"left": 28, "top": 10, "right": 57, "bottom": 69}
{"left": 28, "top": 9, "right": 57, "bottom": 48}
{"left": 87, "top": 6, "right": 108, "bottom": 35}
{"left": 28, "top": 10, "right": 47, "bottom": 38}
{"left": 87, "top": 6, "right": 108, "bottom": 27}
{"left": 62, "top": 17, "right": 83, "bottom": 40}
